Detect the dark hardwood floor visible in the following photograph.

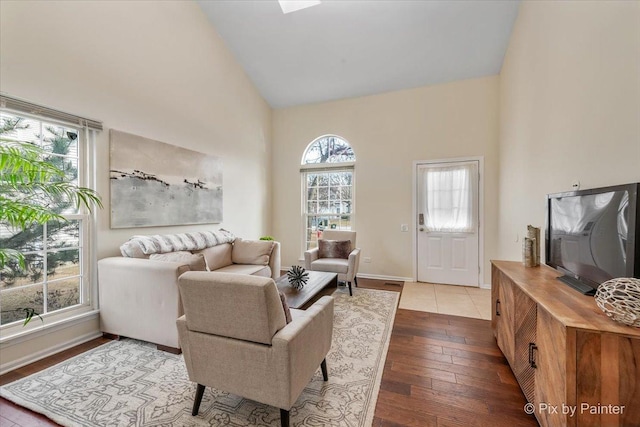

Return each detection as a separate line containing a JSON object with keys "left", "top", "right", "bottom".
{"left": 0, "top": 278, "right": 538, "bottom": 427}
{"left": 373, "top": 308, "right": 538, "bottom": 426}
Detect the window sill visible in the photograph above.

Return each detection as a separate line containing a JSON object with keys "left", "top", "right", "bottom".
{"left": 0, "top": 308, "right": 99, "bottom": 346}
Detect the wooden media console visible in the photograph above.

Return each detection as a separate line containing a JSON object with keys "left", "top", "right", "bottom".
{"left": 491, "top": 260, "right": 640, "bottom": 427}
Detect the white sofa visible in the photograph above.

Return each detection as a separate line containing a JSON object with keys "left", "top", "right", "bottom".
{"left": 98, "top": 232, "right": 280, "bottom": 352}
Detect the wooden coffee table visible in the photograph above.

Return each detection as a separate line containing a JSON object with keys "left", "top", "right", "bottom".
{"left": 275, "top": 271, "right": 338, "bottom": 309}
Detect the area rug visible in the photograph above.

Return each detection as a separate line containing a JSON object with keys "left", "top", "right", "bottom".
{"left": 0, "top": 287, "right": 398, "bottom": 427}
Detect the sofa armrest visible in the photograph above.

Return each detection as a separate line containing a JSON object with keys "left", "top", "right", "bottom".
{"left": 347, "top": 248, "right": 361, "bottom": 282}
{"left": 98, "top": 257, "right": 190, "bottom": 348}
{"left": 272, "top": 296, "right": 334, "bottom": 407}
{"left": 304, "top": 247, "right": 319, "bottom": 270}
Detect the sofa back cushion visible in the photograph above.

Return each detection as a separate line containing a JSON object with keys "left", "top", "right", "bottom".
{"left": 231, "top": 239, "right": 274, "bottom": 266}
{"left": 194, "top": 243, "right": 233, "bottom": 271}
{"left": 149, "top": 251, "right": 207, "bottom": 271}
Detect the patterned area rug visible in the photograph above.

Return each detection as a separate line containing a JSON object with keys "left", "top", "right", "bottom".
{"left": 1, "top": 288, "right": 398, "bottom": 427}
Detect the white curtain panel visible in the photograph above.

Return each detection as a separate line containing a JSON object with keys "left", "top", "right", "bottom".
{"left": 423, "top": 162, "right": 477, "bottom": 232}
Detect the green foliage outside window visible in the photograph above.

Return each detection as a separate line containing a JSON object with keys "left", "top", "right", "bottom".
{"left": 0, "top": 117, "right": 102, "bottom": 325}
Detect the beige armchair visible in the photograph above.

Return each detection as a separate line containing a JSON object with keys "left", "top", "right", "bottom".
{"left": 176, "top": 271, "right": 334, "bottom": 427}
{"left": 304, "top": 230, "right": 360, "bottom": 296}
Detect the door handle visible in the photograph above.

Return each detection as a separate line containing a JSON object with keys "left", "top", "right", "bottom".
{"left": 495, "top": 299, "right": 501, "bottom": 316}
{"left": 528, "top": 343, "right": 538, "bottom": 369}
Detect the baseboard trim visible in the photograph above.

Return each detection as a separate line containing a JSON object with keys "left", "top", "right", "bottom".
{"left": 0, "top": 330, "right": 103, "bottom": 376}
{"left": 480, "top": 283, "right": 492, "bottom": 290}
{"left": 356, "top": 273, "right": 412, "bottom": 283}
{"left": 284, "top": 266, "right": 411, "bottom": 283}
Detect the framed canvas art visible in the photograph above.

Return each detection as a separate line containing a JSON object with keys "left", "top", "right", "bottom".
{"left": 109, "top": 130, "right": 222, "bottom": 228}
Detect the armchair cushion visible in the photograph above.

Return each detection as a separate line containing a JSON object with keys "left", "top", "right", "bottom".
{"left": 232, "top": 239, "right": 275, "bottom": 266}
{"left": 310, "top": 258, "right": 349, "bottom": 274}
{"left": 318, "top": 239, "right": 351, "bottom": 259}
{"left": 149, "top": 251, "right": 207, "bottom": 271}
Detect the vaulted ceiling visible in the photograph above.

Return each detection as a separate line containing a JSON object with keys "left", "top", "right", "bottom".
{"left": 198, "top": 0, "right": 520, "bottom": 108}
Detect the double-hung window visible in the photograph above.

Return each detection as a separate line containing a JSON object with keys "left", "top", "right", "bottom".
{"left": 301, "top": 135, "right": 356, "bottom": 251}
{"left": 0, "top": 102, "right": 99, "bottom": 335}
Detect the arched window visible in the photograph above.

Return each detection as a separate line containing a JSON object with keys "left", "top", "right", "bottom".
{"left": 301, "top": 135, "right": 355, "bottom": 250}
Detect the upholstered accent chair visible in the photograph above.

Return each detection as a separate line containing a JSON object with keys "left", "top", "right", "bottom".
{"left": 176, "top": 272, "right": 334, "bottom": 427}
{"left": 304, "top": 230, "right": 360, "bottom": 296}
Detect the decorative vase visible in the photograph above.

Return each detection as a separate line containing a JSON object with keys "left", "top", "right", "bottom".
{"left": 523, "top": 237, "right": 535, "bottom": 268}
{"left": 526, "top": 225, "right": 541, "bottom": 266}
{"left": 287, "top": 265, "right": 309, "bottom": 290}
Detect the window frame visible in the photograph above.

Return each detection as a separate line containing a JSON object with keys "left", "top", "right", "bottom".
{"left": 300, "top": 135, "right": 356, "bottom": 255}
{"left": 0, "top": 109, "right": 98, "bottom": 340}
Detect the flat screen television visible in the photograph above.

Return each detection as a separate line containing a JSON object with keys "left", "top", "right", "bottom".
{"left": 545, "top": 182, "right": 640, "bottom": 296}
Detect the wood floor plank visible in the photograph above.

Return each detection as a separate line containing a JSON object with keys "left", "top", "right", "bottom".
{"left": 380, "top": 378, "right": 412, "bottom": 396}
{"left": 381, "top": 368, "right": 434, "bottom": 389}
{"left": 390, "top": 360, "right": 458, "bottom": 383}
{"left": 382, "top": 342, "right": 453, "bottom": 363}
{"left": 431, "top": 378, "right": 528, "bottom": 404}
{"left": 441, "top": 346, "right": 509, "bottom": 363}
{"left": 392, "top": 325, "right": 467, "bottom": 344}
{"left": 454, "top": 373, "right": 526, "bottom": 396}
{"left": 410, "top": 385, "right": 491, "bottom": 414}
{"left": 375, "top": 400, "right": 438, "bottom": 427}
{"left": 391, "top": 353, "right": 506, "bottom": 383}
{"left": 388, "top": 334, "right": 445, "bottom": 354}
{"left": 413, "top": 335, "right": 505, "bottom": 357}
{"left": 445, "top": 325, "right": 496, "bottom": 340}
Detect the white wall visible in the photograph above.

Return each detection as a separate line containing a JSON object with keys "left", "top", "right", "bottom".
{"left": 498, "top": 1, "right": 640, "bottom": 260}
{"left": 0, "top": 0, "right": 271, "bottom": 370}
{"left": 273, "top": 76, "right": 500, "bottom": 283}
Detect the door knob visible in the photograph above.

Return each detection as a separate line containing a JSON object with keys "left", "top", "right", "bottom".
{"left": 419, "top": 227, "right": 424, "bottom": 232}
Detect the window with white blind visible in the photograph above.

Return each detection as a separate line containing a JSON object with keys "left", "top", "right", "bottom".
{"left": 301, "top": 135, "right": 355, "bottom": 251}
{"left": 0, "top": 106, "right": 98, "bottom": 334}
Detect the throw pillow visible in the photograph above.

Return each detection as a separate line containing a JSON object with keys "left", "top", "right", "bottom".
{"left": 231, "top": 239, "right": 274, "bottom": 266}
{"left": 279, "top": 291, "right": 292, "bottom": 324}
{"left": 318, "top": 239, "right": 352, "bottom": 259}
{"left": 193, "top": 243, "right": 233, "bottom": 271}
{"left": 149, "top": 251, "right": 207, "bottom": 271}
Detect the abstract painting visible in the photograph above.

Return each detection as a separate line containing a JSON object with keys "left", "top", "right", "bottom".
{"left": 109, "top": 130, "right": 222, "bottom": 228}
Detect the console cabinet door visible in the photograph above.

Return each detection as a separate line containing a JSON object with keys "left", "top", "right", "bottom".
{"left": 492, "top": 268, "right": 515, "bottom": 366}
{"left": 535, "top": 308, "right": 567, "bottom": 427}
{"left": 513, "top": 286, "right": 537, "bottom": 405}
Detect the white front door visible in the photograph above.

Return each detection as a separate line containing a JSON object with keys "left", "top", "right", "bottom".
{"left": 416, "top": 160, "right": 480, "bottom": 286}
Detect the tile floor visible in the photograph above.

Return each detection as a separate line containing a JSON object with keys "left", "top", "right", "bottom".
{"left": 398, "top": 281, "right": 492, "bottom": 320}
